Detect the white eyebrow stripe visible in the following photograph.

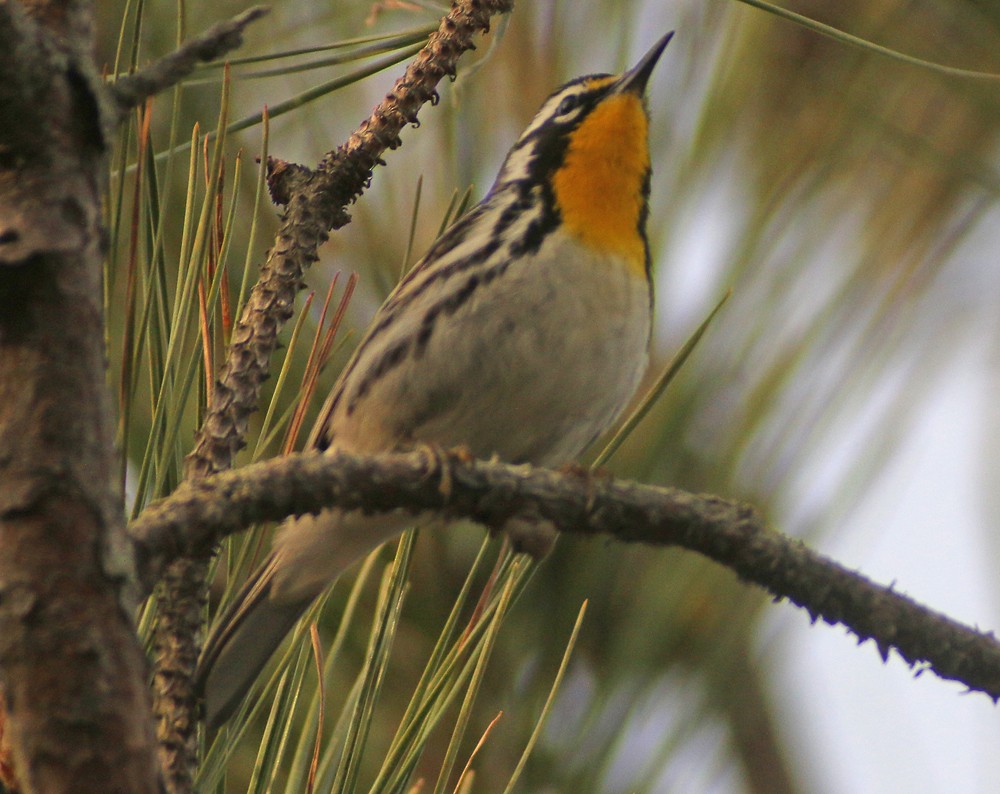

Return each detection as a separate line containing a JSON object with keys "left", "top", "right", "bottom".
{"left": 518, "top": 83, "right": 591, "bottom": 139}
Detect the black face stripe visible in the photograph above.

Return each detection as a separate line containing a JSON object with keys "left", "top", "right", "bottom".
{"left": 523, "top": 128, "right": 571, "bottom": 190}
{"left": 528, "top": 74, "right": 616, "bottom": 132}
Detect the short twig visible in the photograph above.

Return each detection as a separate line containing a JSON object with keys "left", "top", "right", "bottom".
{"left": 109, "top": 6, "right": 270, "bottom": 113}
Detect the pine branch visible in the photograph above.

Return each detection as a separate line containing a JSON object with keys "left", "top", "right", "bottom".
{"left": 131, "top": 449, "right": 1000, "bottom": 702}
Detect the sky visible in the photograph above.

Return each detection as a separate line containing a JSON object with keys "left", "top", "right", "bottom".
{"left": 768, "top": 337, "right": 1000, "bottom": 794}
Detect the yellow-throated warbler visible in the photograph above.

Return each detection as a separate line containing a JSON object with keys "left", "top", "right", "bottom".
{"left": 198, "top": 32, "right": 672, "bottom": 727}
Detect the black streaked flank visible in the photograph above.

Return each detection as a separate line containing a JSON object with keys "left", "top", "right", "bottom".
{"left": 346, "top": 337, "right": 411, "bottom": 415}
{"left": 508, "top": 185, "right": 558, "bottom": 258}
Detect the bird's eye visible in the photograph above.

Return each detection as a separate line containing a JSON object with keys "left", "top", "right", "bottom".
{"left": 556, "top": 95, "right": 580, "bottom": 117}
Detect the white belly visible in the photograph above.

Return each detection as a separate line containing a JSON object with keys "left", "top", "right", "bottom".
{"left": 326, "top": 232, "right": 652, "bottom": 466}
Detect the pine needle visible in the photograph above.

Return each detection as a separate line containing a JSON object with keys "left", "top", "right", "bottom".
{"left": 593, "top": 289, "right": 731, "bottom": 467}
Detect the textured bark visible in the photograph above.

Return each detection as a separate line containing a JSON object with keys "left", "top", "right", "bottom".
{"left": 0, "top": 2, "right": 158, "bottom": 789}
{"left": 0, "top": 1, "right": 268, "bottom": 791}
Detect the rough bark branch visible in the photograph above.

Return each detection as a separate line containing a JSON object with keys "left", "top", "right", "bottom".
{"left": 149, "top": 2, "right": 515, "bottom": 790}
{"left": 0, "top": 0, "right": 166, "bottom": 791}
{"left": 1, "top": 3, "right": 277, "bottom": 791}
{"left": 108, "top": 6, "right": 270, "bottom": 115}
{"left": 131, "top": 449, "right": 1000, "bottom": 702}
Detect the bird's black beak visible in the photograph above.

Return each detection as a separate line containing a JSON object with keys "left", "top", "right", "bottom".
{"left": 617, "top": 31, "right": 674, "bottom": 95}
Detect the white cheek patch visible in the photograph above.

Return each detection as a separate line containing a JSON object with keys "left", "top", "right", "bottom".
{"left": 495, "top": 142, "right": 536, "bottom": 184}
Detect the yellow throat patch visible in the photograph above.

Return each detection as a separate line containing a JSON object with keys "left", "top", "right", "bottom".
{"left": 551, "top": 86, "right": 650, "bottom": 276}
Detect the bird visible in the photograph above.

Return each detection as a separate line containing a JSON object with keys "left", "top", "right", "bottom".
{"left": 197, "top": 31, "right": 673, "bottom": 729}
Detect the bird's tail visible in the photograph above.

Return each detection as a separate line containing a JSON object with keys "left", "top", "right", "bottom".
{"left": 196, "top": 509, "right": 420, "bottom": 728}
{"left": 196, "top": 553, "right": 312, "bottom": 729}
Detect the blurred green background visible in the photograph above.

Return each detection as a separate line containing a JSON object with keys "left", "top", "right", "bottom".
{"left": 101, "top": 0, "right": 1000, "bottom": 791}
